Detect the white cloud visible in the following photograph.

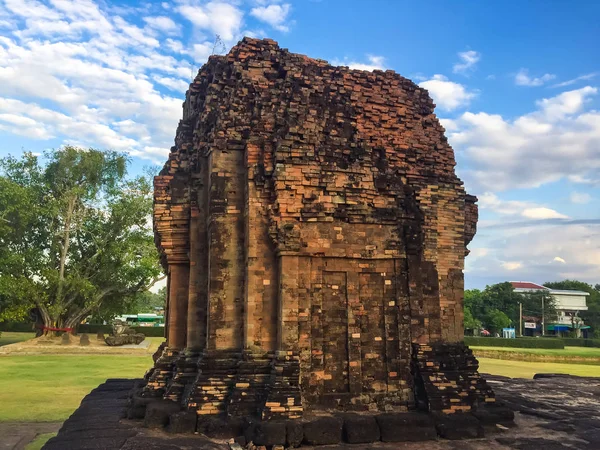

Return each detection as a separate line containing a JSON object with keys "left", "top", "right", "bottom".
{"left": 143, "top": 16, "right": 180, "bottom": 35}
{"left": 4, "top": 0, "right": 62, "bottom": 20}
{"left": 502, "top": 261, "right": 523, "bottom": 271}
{"left": 164, "top": 38, "right": 185, "bottom": 54}
{"left": 191, "top": 42, "right": 213, "bottom": 62}
{"left": 332, "top": 55, "right": 386, "bottom": 72}
{"left": 470, "top": 247, "right": 489, "bottom": 258}
{"left": 419, "top": 75, "right": 476, "bottom": 111}
{"left": 453, "top": 50, "right": 480, "bottom": 74}
{"left": 439, "top": 118, "right": 458, "bottom": 132}
{"left": 448, "top": 86, "right": 600, "bottom": 191}
{"left": 141, "top": 146, "right": 171, "bottom": 159}
{"left": 515, "top": 68, "right": 555, "bottom": 87}
{"left": 570, "top": 192, "right": 592, "bottom": 204}
{"left": 535, "top": 87, "right": 595, "bottom": 120}
{"left": 0, "top": 97, "right": 141, "bottom": 151}
{"left": 521, "top": 207, "right": 569, "bottom": 220}
{"left": 176, "top": 2, "right": 244, "bottom": 41}
{"left": 478, "top": 192, "right": 569, "bottom": 220}
{"left": 468, "top": 223, "right": 600, "bottom": 284}
{"left": 113, "top": 16, "right": 160, "bottom": 48}
{"left": 250, "top": 3, "right": 292, "bottom": 32}
{"left": 552, "top": 72, "right": 597, "bottom": 88}
{"left": 0, "top": 1, "right": 196, "bottom": 161}
{"left": 152, "top": 76, "right": 190, "bottom": 93}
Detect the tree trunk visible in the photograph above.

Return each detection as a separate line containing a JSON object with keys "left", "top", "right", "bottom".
{"left": 56, "top": 196, "right": 76, "bottom": 308}
{"left": 36, "top": 304, "right": 52, "bottom": 335}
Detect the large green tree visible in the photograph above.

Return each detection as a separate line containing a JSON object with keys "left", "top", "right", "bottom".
{"left": 484, "top": 308, "right": 512, "bottom": 334}
{"left": 0, "top": 147, "right": 163, "bottom": 332}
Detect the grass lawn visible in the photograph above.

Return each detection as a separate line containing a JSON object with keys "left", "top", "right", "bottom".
{"left": 478, "top": 357, "right": 600, "bottom": 378}
{"left": 0, "top": 332, "right": 36, "bottom": 347}
{"left": 471, "top": 346, "right": 600, "bottom": 357}
{"left": 0, "top": 354, "right": 152, "bottom": 422}
{"left": 1, "top": 336, "right": 598, "bottom": 424}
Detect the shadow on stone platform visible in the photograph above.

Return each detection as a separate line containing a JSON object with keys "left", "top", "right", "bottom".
{"left": 43, "top": 375, "right": 600, "bottom": 450}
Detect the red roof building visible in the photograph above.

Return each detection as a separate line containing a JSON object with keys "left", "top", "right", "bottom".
{"left": 510, "top": 281, "right": 547, "bottom": 291}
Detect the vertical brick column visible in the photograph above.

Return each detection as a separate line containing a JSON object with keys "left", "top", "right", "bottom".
{"left": 167, "top": 263, "right": 189, "bottom": 350}
{"left": 206, "top": 149, "right": 246, "bottom": 351}
{"left": 186, "top": 206, "right": 204, "bottom": 351}
{"left": 244, "top": 143, "right": 278, "bottom": 352}
{"left": 277, "top": 254, "right": 300, "bottom": 352}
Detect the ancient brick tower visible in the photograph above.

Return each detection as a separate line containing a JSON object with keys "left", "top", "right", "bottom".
{"left": 145, "top": 38, "right": 491, "bottom": 418}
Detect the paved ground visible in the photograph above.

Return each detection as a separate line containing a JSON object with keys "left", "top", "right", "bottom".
{"left": 41, "top": 374, "right": 600, "bottom": 449}
{"left": 0, "top": 422, "right": 61, "bottom": 450}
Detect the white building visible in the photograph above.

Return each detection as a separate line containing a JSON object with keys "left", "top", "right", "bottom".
{"left": 510, "top": 281, "right": 590, "bottom": 337}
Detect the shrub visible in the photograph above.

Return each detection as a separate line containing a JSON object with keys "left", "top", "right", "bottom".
{"left": 0, "top": 322, "right": 165, "bottom": 337}
{"left": 0, "top": 322, "right": 34, "bottom": 332}
{"left": 77, "top": 324, "right": 165, "bottom": 337}
{"left": 464, "top": 336, "right": 565, "bottom": 349}
{"left": 562, "top": 338, "right": 600, "bottom": 348}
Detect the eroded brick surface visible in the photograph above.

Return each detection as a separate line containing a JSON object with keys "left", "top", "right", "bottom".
{"left": 147, "top": 37, "right": 481, "bottom": 416}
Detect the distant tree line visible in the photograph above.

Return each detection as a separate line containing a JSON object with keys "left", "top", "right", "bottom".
{"left": 464, "top": 282, "right": 556, "bottom": 335}
{"left": 465, "top": 280, "right": 600, "bottom": 338}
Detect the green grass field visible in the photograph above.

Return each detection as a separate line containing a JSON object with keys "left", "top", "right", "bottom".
{"left": 478, "top": 357, "right": 600, "bottom": 378}
{"left": 0, "top": 332, "right": 36, "bottom": 347}
{"left": 471, "top": 346, "right": 600, "bottom": 357}
{"left": 0, "top": 354, "right": 152, "bottom": 422}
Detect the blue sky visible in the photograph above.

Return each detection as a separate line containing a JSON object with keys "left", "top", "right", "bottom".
{"left": 0, "top": 0, "right": 599, "bottom": 289}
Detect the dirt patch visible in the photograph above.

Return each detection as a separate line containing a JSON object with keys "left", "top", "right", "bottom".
{"left": 0, "top": 336, "right": 162, "bottom": 356}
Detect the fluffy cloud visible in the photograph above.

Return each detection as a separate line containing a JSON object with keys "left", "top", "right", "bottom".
{"left": 176, "top": 1, "right": 243, "bottom": 41}
{"left": 448, "top": 86, "right": 600, "bottom": 191}
{"left": 501, "top": 261, "right": 522, "bottom": 271}
{"left": 453, "top": 50, "right": 480, "bottom": 74}
{"left": 467, "top": 222, "right": 600, "bottom": 285}
{"left": 419, "top": 75, "right": 476, "bottom": 111}
{"left": 0, "top": 0, "right": 291, "bottom": 163}
{"left": 515, "top": 68, "right": 555, "bottom": 87}
{"left": 152, "top": 75, "right": 190, "bottom": 93}
{"left": 478, "top": 192, "right": 568, "bottom": 220}
{"left": 143, "top": 15, "right": 180, "bottom": 34}
{"left": 250, "top": 3, "right": 292, "bottom": 32}
{"left": 332, "top": 55, "right": 386, "bottom": 72}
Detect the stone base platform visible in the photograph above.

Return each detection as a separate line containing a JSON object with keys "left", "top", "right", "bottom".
{"left": 44, "top": 375, "right": 600, "bottom": 449}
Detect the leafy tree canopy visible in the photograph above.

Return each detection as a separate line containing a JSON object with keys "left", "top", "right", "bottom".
{"left": 463, "top": 305, "right": 482, "bottom": 331}
{"left": 0, "top": 147, "right": 163, "bottom": 332}
{"left": 484, "top": 308, "right": 512, "bottom": 334}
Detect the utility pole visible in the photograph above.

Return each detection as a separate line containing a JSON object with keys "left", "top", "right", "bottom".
{"left": 541, "top": 294, "right": 545, "bottom": 336}
{"left": 519, "top": 302, "right": 523, "bottom": 337}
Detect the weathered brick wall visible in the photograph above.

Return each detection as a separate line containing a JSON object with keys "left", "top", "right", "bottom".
{"left": 151, "top": 38, "right": 478, "bottom": 413}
